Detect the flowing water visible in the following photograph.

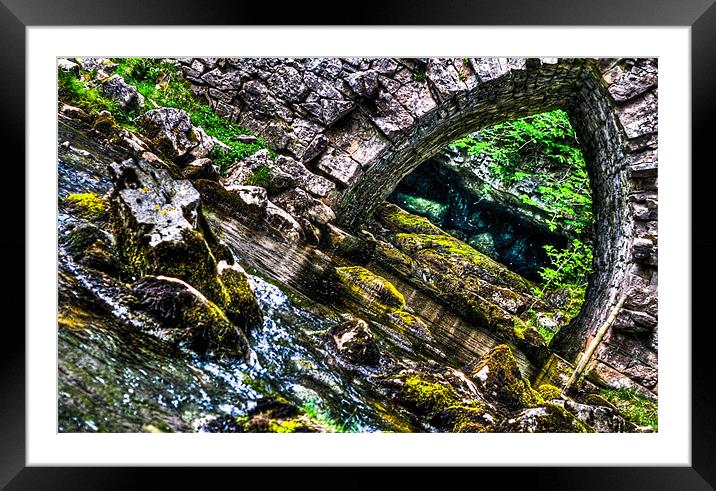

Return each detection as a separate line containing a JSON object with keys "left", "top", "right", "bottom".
{"left": 57, "top": 120, "right": 533, "bottom": 433}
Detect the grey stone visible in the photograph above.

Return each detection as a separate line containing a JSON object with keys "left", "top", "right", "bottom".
{"left": 100, "top": 74, "right": 145, "bottom": 111}
{"left": 264, "top": 200, "right": 304, "bottom": 242}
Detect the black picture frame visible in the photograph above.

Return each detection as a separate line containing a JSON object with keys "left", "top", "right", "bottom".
{"left": 3, "top": 1, "right": 714, "bottom": 488}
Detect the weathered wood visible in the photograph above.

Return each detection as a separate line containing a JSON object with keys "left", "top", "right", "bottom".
{"left": 561, "top": 294, "right": 628, "bottom": 396}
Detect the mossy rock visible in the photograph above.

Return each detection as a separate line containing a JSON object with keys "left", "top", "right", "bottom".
{"left": 335, "top": 265, "right": 406, "bottom": 311}
{"left": 500, "top": 403, "right": 595, "bottom": 433}
{"left": 470, "top": 344, "right": 544, "bottom": 410}
{"left": 62, "top": 222, "right": 117, "bottom": 275}
{"left": 92, "top": 110, "right": 119, "bottom": 135}
{"left": 537, "top": 384, "right": 563, "bottom": 401}
{"left": 393, "top": 233, "right": 533, "bottom": 294}
{"left": 218, "top": 262, "right": 262, "bottom": 329}
{"left": 132, "top": 275, "right": 249, "bottom": 360}
{"left": 385, "top": 310, "right": 430, "bottom": 338}
{"left": 64, "top": 193, "right": 109, "bottom": 221}
{"left": 393, "top": 371, "right": 461, "bottom": 416}
{"left": 376, "top": 203, "right": 447, "bottom": 236}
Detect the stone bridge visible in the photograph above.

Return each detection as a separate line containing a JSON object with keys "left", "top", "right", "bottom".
{"left": 177, "top": 57, "right": 658, "bottom": 394}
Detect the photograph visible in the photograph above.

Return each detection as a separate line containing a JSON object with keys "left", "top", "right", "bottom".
{"left": 56, "top": 56, "right": 659, "bottom": 435}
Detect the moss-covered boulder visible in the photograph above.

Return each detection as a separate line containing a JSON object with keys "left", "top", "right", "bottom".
{"left": 499, "top": 403, "right": 595, "bottom": 433}
{"left": 218, "top": 261, "right": 262, "bottom": 329}
{"left": 469, "top": 344, "right": 543, "bottom": 410}
{"left": 61, "top": 221, "right": 117, "bottom": 274}
{"left": 537, "top": 384, "right": 563, "bottom": 401}
{"left": 335, "top": 266, "right": 406, "bottom": 311}
{"left": 375, "top": 202, "right": 447, "bottom": 236}
{"left": 132, "top": 276, "right": 249, "bottom": 360}
{"left": 110, "top": 157, "right": 259, "bottom": 331}
{"left": 387, "top": 369, "right": 495, "bottom": 432}
{"left": 329, "top": 317, "right": 380, "bottom": 367}
{"left": 64, "top": 192, "right": 109, "bottom": 221}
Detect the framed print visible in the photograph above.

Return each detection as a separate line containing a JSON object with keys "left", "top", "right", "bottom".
{"left": 5, "top": 0, "right": 716, "bottom": 488}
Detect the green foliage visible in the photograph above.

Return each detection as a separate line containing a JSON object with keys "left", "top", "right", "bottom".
{"left": 59, "top": 58, "right": 269, "bottom": 173}
{"left": 412, "top": 68, "right": 426, "bottom": 82}
{"left": 113, "top": 58, "right": 269, "bottom": 173}
{"left": 451, "top": 109, "right": 593, "bottom": 235}
{"left": 301, "top": 399, "right": 358, "bottom": 433}
{"left": 57, "top": 68, "right": 136, "bottom": 127}
{"left": 600, "top": 387, "right": 658, "bottom": 431}
{"left": 533, "top": 238, "right": 593, "bottom": 298}
{"left": 452, "top": 110, "right": 595, "bottom": 313}
{"left": 245, "top": 165, "right": 273, "bottom": 188}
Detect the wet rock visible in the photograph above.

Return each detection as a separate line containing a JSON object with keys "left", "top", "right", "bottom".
{"left": 329, "top": 318, "right": 380, "bottom": 366}
{"left": 323, "top": 224, "right": 376, "bottom": 263}
{"left": 109, "top": 157, "right": 257, "bottom": 326}
{"left": 100, "top": 74, "right": 145, "bottom": 112}
{"left": 131, "top": 275, "right": 249, "bottom": 360}
{"left": 272, "top": 187, "right": 336, "bottom": 225}
{"left": 62, "top": 222, "right": 117, "bottom": 275}
{"left": 137, "top": 108, "right": 214, "bottom": 162}
{"left": 181, "top": 157, "right": 220, "bottom": 181}
{"left": 217, "top": 261, "right": 262, "bottom": 329}
{"left": 264, "top": 200, "right": 304, "bottom": 242}
{"left": 335, "top": 265, "right": 406, "bottom": 311}
{"left": 193, "top": 179, "right": 266, "bottom": 224}
{"left": 499, "top": 403, "right": 594, "bottom": 433}
{"left": 386, "top": 369, "right": 494, "bottom": 432}
{"left": 469, "top": 345, "right": 543, "bottom": 410}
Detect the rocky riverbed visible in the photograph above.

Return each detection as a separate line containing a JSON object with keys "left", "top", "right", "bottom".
{"left": 56, "top": 57, "right": 657, "bottom": 434}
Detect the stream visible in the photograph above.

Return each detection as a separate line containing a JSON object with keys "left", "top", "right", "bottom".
{"left": 57, "top": 120, "right": 533, "bottom": 433}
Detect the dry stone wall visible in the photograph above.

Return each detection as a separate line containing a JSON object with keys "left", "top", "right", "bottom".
{"left": 177, "top": 57, "right": 658, "bottom": 394}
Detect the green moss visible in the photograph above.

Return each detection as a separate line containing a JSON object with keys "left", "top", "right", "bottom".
{"left": 537, "top": 384, "right": 563, "bottom": 401}
{"left": 386, "top": 310, "right": 429, "bottom": 336}
{"left": 184, "top": 297, "right": 248, "bottom": 360}
{"left": 471, "top": 344, "right": 543, "bottom": 409}
{"left": 218, "top": 265, "right": 262, "bottom": 329}
{"left": 397, "top": 372, "right": 460, "bottom": 414}
{"left": 600, "top": 387, "right": 658, "bottom": 431}
{"left": 64, "top": 193, "right": 108, "bottom": 221}
{"left": 447, "top": 404, "right": 491, "bottom": 433}
{"left": 377, "top": 203, "right": 447, "bottom": 236}
{"left": 393, "top": 233, "right": 533, "bottom": 293}
{"left": 539, "top": 403, "right": 595, "bottom": 433}
{"left": 58, "top": 67, "right": 136, "bottom": 127}
{"left": 335, "top": 266, "right": 406, "bottom": 310}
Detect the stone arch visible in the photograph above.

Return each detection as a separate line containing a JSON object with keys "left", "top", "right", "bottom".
{"left": 179, "top": 57, "right": 658, "bottom": 393}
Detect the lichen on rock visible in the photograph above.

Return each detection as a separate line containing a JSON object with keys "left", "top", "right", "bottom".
{"left": 335, "top": 265, "right": 406, "bottom": 311}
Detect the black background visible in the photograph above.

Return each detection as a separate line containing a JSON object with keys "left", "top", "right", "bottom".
{"left": 2, "top": 0, "right": 714, "bottom": 489}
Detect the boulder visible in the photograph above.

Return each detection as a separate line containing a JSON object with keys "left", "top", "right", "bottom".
{"left": 132, "top": 275, "right": 249, "bottom": 359}
{"left": 272, "top": 187, "right": 336, "bottom": 225}
{"left": 100, "top": 74, "right": 145, "bottom": 112}
{"left": 109, "top": 157, "right": 258, "bottom": 328}
{"left": 137, "top": 108, "right": 214, "bottom": 163}
{"left": 182, "top": 157, "right": 220, "bottom": 181}
{"left": 329, "top": 317, "right": 380, "bottom": 366}
{"left": 264, "top": 200, "right": 304, "bottom": 242}
{"left": 469, "top": 344, "right": 543, "bottom": 410}
{"left": 558, "top": 400, "right": 635, "bottom": 433}
{"left": 217, "top": 261, "right": 262, "bottom": 329}
{"left": 61, "top": 221, "right": 117, "bottom": 275}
